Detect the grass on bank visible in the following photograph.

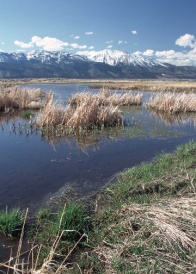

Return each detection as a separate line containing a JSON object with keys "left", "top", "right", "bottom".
{"left": 147, "top": 92, "right": 196, "bottom": 113}
{"left": 86, "top": 141, "right": 196, "bottom": 273}
{"left": 0, "top": 208, "right": 24, "bottom": 237}
{"left": 0, "top": 141, "right": 195, "bottom": 273}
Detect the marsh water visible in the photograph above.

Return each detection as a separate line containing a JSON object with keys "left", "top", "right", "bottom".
{"left": 0, "top": 84, "right": 196, "bottom": 211}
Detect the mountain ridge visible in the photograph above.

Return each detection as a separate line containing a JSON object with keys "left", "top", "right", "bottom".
{"left": 0, "top": 50, "right": 196, "bottom": 79}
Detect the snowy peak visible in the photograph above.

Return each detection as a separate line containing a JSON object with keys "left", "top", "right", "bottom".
{"left": 0, "top": 50, "right": 88, "bottom": 64}
{"left": 25, "top": 50, "right": 88, "bottom": 63}
{"left": 77, "top": 49, "right": 167, "bottom": 67}
{"left": 0, "top": 49, "right": 167, "bottom": 68}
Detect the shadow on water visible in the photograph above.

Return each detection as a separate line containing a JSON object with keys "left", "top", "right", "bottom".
{"left": 0, "top": 85, "right": 196, "bottom": 213}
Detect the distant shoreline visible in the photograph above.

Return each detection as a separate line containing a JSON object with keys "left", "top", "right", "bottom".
{"left": 1, "top": 78, "right": 196, "bottom": 92}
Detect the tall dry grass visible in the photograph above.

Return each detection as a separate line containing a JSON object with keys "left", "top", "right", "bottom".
{"left": 0, "top": 86, "right": 52, "bottom": 112}
{"left": 37, "top": 91, "right": 124, "bottom": 130}
{"left": 147, "top": 92, "right": 196, "bottom": 113}
{"left": 68, "top": 89, "right": 142, "bottom": 107}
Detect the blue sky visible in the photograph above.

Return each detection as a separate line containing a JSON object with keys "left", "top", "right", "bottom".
{"left": 0, "top": 0, "right": 196, "bottom": 65}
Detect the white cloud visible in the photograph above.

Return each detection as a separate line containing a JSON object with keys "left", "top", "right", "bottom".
{"left": 105, "top": 40, "right": 113, "bottom": 44}
{"left": 14, "top": 36, "right": 89, "bottom": 51}
{"left": 143, "top": 49, "right": 154, "bottom": 56}
{"left": 31, "top": 36, "right": 69, "bottom": 51}
{"left": 74, "top": 36, "right": 80, "bottom": 39}
{"left": 155, "top": 50, "right": 176, "bottom": 58}
{"left": 118, "top": 40, "right": 128, "bottom": 45}
{"left": 155, "top": 49, "right": 196, "bottom": 66}
{"left": 133, "top": 51, "right": 142, "bottom": 55}
{"left": 85, "top": 31, "right": 93, "bottom": 35}
{"left": 88, "top": 46, "right": 94, "bottom": 50}
{"left": 70, "top": 43, "right": 87, "bottom": 49}
{"left": 131, "top": 30, "right": 137, "bottom": 35}
{"left": 175, "top": 34, "right": 196, "bottom": 48}
{"left": 107, "top": 45, "right": 113, "bottom": 49}
{"left": 14, "top": 40, "right": 33, "bottom": 49}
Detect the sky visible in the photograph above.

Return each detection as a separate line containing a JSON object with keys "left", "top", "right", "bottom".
{"left": 0, "top": 0, "right": 196, "bottom": 66}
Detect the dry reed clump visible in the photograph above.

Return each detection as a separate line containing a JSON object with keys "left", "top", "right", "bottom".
{"left": 37, "top": 92, "right": 123, "bottom": 130}
{"left": 67, "top": 89, "right": 142, "bottom": 107}
{"left": 92, "top": 197, "right": 196, "bottom": 274}
{"left": 0, "top": 86, "right": 52, "bottom": 112}
{"left": 147, "top": 92, "right": 196, "bottom": 113}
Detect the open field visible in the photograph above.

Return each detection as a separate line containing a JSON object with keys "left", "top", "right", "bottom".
{"left": 0, "top": 141, "right": 195, "bottom": 273}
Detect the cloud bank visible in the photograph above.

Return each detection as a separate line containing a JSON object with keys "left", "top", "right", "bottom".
{"left": 13, "top": 34, "right": 196, "bottom": 66}
{"left": 14, "top": 36, "right": 87, "bottom": 51}
{"left": 133, "top": 34, "right": 196, "bottom": 66}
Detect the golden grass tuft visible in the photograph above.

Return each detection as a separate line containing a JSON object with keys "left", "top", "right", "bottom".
{"left": 92, "top": 196, "right": 196, "bottom": 274}
{"left": 147, "top": 92, "right": 196, "bottom": 113}
{"left": 37, "top": 90, "right": 125, "bottom": 130}
{"left": 68, "top": 88, "right": 142, "bottom": 107}
{"left": 0, "top": 86, "right": 52, "bottom": 112}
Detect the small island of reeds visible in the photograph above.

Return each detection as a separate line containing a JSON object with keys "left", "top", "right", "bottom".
{"left": 147, "top": 92, "right": 196, "bottom": 113}
{"left": 36, "top": 89, "right": 142, "bottom": 130}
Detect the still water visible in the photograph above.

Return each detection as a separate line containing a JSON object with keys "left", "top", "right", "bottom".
{"left": 0, "top": 84, "right": 195, "bottom": 210}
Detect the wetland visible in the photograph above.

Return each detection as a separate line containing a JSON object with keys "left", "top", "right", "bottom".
{"left": 0, "top": 81, "right": 196, "bottom": 272}
{"left": 0, "top": 83, "right": 195, "bottom": 210}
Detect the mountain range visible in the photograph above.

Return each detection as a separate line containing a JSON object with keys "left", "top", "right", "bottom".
{"left": 0, "top": 49, "right": 196, "bottom": 79}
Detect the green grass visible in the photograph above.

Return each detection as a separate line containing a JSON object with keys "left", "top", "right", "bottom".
{"left": 20, "top": 110, "right": 34, "bottom": 119}
{"left": 104, "top": 141, "right": 196, "bottom": 206}
{"left": 84, "top": 141, "right": 196, "bottom": 273}
{"left": 0, "top": 208, "right": 24, "bottom": 237}
{"left": 29, "top": 203, "right": 91, "bottom": 264}
{"left": 1, "top": 142, "right": 195, "bottom": 274}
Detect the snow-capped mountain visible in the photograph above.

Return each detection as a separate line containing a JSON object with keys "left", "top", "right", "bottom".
{"left": 0, "top": 49, "right": 196, "bottom": 79}
{"left": 0, "top": 49, "right": 166, "bottom": 67}
{"left": 77, "top": 49, "right": 167, "bottom": 67}
{"left": 0, "top": 50, "right": 88, "bottom": 64}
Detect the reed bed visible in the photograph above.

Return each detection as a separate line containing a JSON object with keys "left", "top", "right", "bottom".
{"left": 67, "top": 89, "right": 142, "bottom": 107}
{"left": 0, "top": 86, "right": 52, "bottom": 112}
{"left": 37, "top": 91, "right": 124, "bottom": 130}
{"left": 147, "top": 92, "right": 196, "bottom": 113}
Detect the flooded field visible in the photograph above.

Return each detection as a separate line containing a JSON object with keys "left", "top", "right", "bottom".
{"left": 0, "top": 84, "right": 196, "bottom": 211}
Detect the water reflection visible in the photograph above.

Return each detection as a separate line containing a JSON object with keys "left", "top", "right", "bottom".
{"left": 0, "top": 109, "right": 192, "bottom": 153}
{"left": 149, "top": 110, "right": 196, "bottom": 127}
